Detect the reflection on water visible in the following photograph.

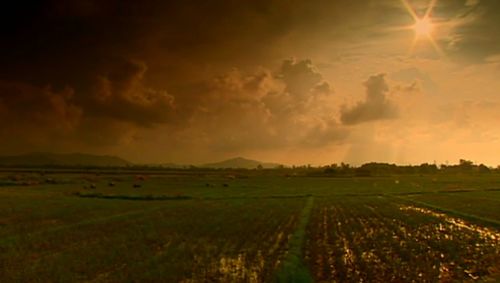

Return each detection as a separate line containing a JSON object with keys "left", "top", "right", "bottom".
{"left": 400, "top": 205, "right": 500, "bottom": 242}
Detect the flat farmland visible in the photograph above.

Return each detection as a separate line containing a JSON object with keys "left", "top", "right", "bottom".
{"left": 305, "top": 196, "right": 500, "bottom": 282}
{"left": 406, "top": 191, "right": 500, "bottom": 223}
{"left": 1, "top": 171, "right": 500, "bottom": 282}
{"left": 0, "top": 187, "right": 303, "bottom": 281}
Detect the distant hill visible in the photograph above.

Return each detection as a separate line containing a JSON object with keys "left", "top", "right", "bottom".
{"left": 202, "top": 157, "right": 281, "bottom": 169}
{"left": 0, "top": 152, "right": 130, "bottom": 167}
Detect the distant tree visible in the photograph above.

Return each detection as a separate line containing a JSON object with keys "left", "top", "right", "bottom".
{"left": 458, "top": 159, "right": 474, "bottom": 172}
{"left": 459, "top": 159, "right": 474, "bottom": 167}
{"left": 478, "top": 164, "right": 490, "bottom": 173}
{"left": 341, "top": 162, "right": 350, "bottom": 170}
{"left": 418, "top": 163, "right": 438, "bottom": 174}
{"left": 323, "top": 167, "right": 337, "bottom": 175}
{"left": 256, "top": 164, "right": 263, "bottom": 170}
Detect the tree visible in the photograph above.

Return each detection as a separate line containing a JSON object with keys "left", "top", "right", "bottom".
{"left": 458, "top": 159, "right": 474, "bottom": 172}
{"left": 478, "top": 164, "right": 490, "bottom": 173}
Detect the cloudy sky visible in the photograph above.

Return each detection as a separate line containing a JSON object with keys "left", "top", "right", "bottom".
{"left": 1, "top": 0, "right": 500, "bottom": 165}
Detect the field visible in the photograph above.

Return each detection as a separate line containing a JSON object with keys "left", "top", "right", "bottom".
{"left": 1, "top": 170, "right": 500, "bottom": 282}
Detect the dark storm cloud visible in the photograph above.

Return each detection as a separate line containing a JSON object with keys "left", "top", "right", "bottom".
{"left": 88, "top": 59, "right": 176, "bottom": 127}
{"left": 0, "top": 0, "right": 392, "bottom": 86}
{"left": 340, "top": 74, "right": 398, "bottom": 125}
{"left": 62, "top": 58, "right": 177, "bottom": 147}
{"left": 0, "top": 58, "right": 176, "bottom": 152}
{"left": 0, "top": 81, "right": 82, "bottom": 151}
{"left": 0, "top": 0, "right": 410, "bottom": 89}
{"left": 0, "top": 0, "right": 441, "bottom": 156}
{"left": 0, "top": 52, "right": 347, "bottom": 153}
{"left": 0, "top": 81, "right": 81, "bottom": 128}
{"left": 436, "top": 0, "right": 500, "bottom": 62}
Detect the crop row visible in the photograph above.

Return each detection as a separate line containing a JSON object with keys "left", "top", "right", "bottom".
{"left": 304, "top": 197, "right": 500, "bottom": 282}
{"left": 0, "top": 198, "right": 304, "bottom": 282}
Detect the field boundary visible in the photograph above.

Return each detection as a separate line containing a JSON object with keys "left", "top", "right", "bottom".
{"left": 75, "top": 192, "right": 193, "bottom": 201}
{"left": 71, "top": 187, "right": 500, "bottom": 202}
{"left": 73, "top": 192, "right": 314, "bottom": 201}
{"left": 275, "top": 196, "right": 314, "bottom": 283}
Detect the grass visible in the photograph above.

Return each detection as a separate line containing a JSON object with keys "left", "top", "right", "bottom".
{"left": 396, "top": 194, "right": 500, "bottom": 227}
{"left": 1, "top": 171, "right": 500, "bottom": 281}
{"left": 275, "top": 197, "right": 314, "bottom": 283}
{"left": 1, "top": 198, "right": 304, "bottom": 282}
{"left": 305, "top": 196, "right": 500, "bottom": 281}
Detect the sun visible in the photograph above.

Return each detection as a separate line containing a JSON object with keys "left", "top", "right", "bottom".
{"left": 413, "top": 17, "right": 434, "bottom": 37}
{"left": 399, "top": 0, "right": 444, "bottom": 56}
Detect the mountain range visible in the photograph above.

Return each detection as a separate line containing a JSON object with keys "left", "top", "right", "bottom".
{"left": 0, "top": 153, "right": 281, "bottom": 169}
{"left": 201, "top": 157, "right": 281, "bottom": 169}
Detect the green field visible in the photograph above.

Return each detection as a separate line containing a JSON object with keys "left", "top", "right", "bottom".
{"left": 1, "top": 171, "right": 500, "bottom": 282}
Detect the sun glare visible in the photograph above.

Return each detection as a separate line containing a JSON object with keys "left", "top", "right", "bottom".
{"left": 400, "top": 0, "right": 444, "bottom": 56}
{"left": 413, "top": 17, "right": 433, "bottom": 37}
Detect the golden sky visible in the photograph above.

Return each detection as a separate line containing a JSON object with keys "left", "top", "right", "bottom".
{"left": 1, "top": 0, "right": 499, "bottom": 165}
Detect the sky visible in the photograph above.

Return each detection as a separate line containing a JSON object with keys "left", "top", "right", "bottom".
{"left": 1, "top": 0, "right": 500, "bottom": 166}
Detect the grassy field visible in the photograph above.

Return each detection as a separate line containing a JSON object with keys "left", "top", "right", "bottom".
{"left": 1, "top": 171, "right": 500, "bottom": 282}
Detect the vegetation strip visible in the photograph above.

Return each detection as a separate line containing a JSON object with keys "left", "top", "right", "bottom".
{"left": 75, "top": 192, "right": 193, "bottom": 201}
{"left": 203, "top": 194, "right": 313, "bottom": 200}
{"left": 275, "top": 196, "right": 314, "bottom": 282}
{"left": 73, "top": 188, "right": 500, "bottom": 202}
{"left": 74, "top": 192, "right": 314, "bottom": 201}
{"left": 391, "top": 195, "right": 500, "bottom": 228}
{"left": 392, "top": 188, "right": 500, "bottom": 196}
